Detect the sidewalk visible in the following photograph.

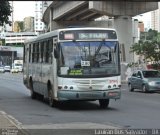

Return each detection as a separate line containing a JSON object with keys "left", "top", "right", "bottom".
{"left": 0, "top": 111, "right": 121, "bottom": 135}
{"left": 0, "top": 111, "right": 28, "bottom": 135}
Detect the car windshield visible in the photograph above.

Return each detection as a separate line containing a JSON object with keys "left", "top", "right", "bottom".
{"left": 57, "top": 41, "right": 120, "bottom": 77}
{"left": 142, "top": 71, "right": 160, "bottom": 78}
{"left": 5, "top": 66, "right": 10, "bottom": 68}
{"left": 15, "top": 64, "right": 22, "bottom": 66}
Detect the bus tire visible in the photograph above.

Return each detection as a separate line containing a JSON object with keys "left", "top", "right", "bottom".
{"left": 29, "top": 80, "right": 36, "bottom": 99}
{"left": 48, "top": 85, "right": 55, "bottom": 107}
{"left": 99, "top": 99, "right": 109, "bottom": 109}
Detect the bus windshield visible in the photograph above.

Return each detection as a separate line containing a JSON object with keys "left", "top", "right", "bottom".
{"left": 15, "top": 64, "right": 22, "bottom": 66}
{"left": 57, "top": 41, "right": 120, "bottom": 77}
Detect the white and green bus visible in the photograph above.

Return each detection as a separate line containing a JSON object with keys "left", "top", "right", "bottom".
{"left": 23, "top": 27, "right": 121, "bottom": 108}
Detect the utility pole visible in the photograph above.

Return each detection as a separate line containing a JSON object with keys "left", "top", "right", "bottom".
{"left": 12, "top": 1, "right": 14, "bottom": 32}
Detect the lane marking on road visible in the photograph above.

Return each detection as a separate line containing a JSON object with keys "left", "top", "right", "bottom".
{"left": 121, "top": 89, "right": 128, "bottom": 91}
{"left": 22, "top": 122, "right": 121, "bottom": 129}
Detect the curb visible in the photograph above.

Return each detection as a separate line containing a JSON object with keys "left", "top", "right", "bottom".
{"left": 0, "top": 111, "right": 29, "bottom": 135}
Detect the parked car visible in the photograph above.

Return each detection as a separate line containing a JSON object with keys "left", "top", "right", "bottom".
{"left": 0, "top": 66, "right": 5, "bottom": 73}
{"left": 4, "top": 66, "right": 11, "bottom": 72}
{"left": 128, "top": 69, "right": 160, "bottom": 93}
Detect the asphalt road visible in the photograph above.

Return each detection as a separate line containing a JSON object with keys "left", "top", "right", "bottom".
{"left": 0, "top": 73, "right": 160, "bottom": 134}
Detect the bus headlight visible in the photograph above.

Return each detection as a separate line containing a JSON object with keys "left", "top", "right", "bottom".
{"left": 148, "top": 81, "right": 156, "bottom": 85}
{"left": 58, "top": 86, "right": 62, "bottom": 90}
{"left": 64, "top": 86, "right": 68, "bottom": 89}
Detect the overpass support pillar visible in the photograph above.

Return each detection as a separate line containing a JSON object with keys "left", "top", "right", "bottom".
{"left": 114, "top": 16, "right": 134, "bottom": 63}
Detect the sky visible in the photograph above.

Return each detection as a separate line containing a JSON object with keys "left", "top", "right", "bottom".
{"left": 12, "top": 1, "right": 151, "bottom": 28}
{"left": 13, "top": 1, "right": 35, "bottom": 21}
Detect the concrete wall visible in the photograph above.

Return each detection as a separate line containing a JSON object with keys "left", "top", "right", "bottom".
{"left": 51, "top": 20, "right": 114, "bottom": 30}
{"left": 90, "top": 1, "right": 158, "bottom": 16}
{"left": 52, "top": 1, "right": 86, "bottom": 20}
{"left": 114, "top": 16, "right": 133, "bottom": 63}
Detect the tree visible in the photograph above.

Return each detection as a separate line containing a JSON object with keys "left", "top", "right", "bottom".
{"left": 140, "top": 29, "right": 158, "bottom": 41}
{"left": 147, "top": 29, "right": 158, "bottom": 41}
{"left": 130, "top": 40, "right": 160, "bottom": 69}
{"left": 14, "top": 21, "right": 24, "bottom": 32}
{"left": 156, "top": 33, "right": 160, "bottom": 42}
{"left": 18, "top": 21, "right": 24, "bottom": 31}
{"left": 130, "top": 40, "right": 158, "bottom": 62}
{"left": 0, "top": 1, "right": 12, "bottom": 26}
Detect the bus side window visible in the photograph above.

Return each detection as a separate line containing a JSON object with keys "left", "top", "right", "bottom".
{"left": 45, "top": 40, "right": 49, "bottom": 63}
{"left": 43, "top": 41, "right": 47, "bottom": 63}
{"left": 40, "top": 42, "right": 44, "bottom": 63}
{"left": 23, "top": 45, "right": 25, "bottom": 63}
{"left": 49, "top": 39, "right": 53, "bottom": 64}
{"left": 34, "top": 43, "right": 38, "bottom": 63}
{"left": 38, "top": 44, "right": 41, "bottom": 63}
{"left": 29, "top": 44, "right": 31, "bottom": 63}
{"left": 36, "top": 42, "right": 39, "bottom": 63}
{"left": 53, "top": 38, "right": 59, "bottom": 58}
{"left": 32, "top": 43, "right": 36, "bottom": 63}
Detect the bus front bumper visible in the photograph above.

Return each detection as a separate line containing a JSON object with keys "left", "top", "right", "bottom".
{"left": 57, "top": 89, "right": 121, "bottom": 101}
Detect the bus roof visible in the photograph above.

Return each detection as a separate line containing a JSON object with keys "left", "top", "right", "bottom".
{"left": 24, "top": 27, "right": 117, "bottom": 44}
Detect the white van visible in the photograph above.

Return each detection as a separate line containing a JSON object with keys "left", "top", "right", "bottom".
{"left": 12, "top": 60, "right": 23, "bottom": 72}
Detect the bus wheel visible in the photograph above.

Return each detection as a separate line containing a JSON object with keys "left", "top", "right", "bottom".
{"left": 48, "top": 88, "right": 54, "bottom": 107}
{"left": 99, "top": 99, "right": 109, "bottom": 109}
{"left": 30, "top": 82, "right": 36, "bottom": 99}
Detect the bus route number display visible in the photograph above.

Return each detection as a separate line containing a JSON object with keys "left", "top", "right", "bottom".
{"left": 81, "top": 60, "right": 90, "bottom": 66}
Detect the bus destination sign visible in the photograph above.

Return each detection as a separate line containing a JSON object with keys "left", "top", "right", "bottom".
{"left": 78, "top": 33, "right": 108, "bottom": 39}
{"left": 59, "top": 30, "right": 117, "bottom": 40}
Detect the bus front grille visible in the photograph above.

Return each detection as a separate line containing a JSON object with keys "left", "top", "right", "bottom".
{"left": 73, "top": 79, "right": 106, "bottom": 90}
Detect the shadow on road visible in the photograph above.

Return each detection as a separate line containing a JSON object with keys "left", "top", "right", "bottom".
{"left": 33, "top": 93, "right": 119, "bottom": 111}
{"left": 49, "top": 100, "right": 118, "bottom": 111}
{"left": 129, "top": 90, "right": 160, "bottom": 94}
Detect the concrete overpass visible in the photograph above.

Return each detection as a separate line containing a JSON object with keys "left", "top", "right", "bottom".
{"left": 42, "top": 1, "right": 158, "bottom": 63}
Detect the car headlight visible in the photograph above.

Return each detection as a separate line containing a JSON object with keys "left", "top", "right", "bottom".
{"left": 148, "top": 81, "right": 156, "bottom": 85}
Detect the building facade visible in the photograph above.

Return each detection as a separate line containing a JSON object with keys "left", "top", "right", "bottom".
{"left": 24, "top": 17, "right": 34, "bottom": 32}
{"left": 0, "top": 32, "right": 37, "bottom": 66}
{"left": 138, "top": 22, "right": 145, "bottom": 32}
{"left": 151, "top": 2, "right": 160, "bottom": 32}
{"left": 35, "top": 1, "right": 45, "bottom": 34}
{"left": 14, "top": 21, "right": 20, "bottom": 32}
